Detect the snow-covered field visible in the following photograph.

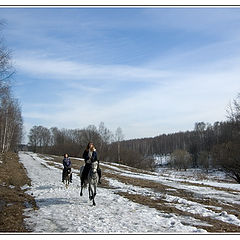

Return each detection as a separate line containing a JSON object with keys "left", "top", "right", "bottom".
{"left": 19, "top": 152, "right": 240, "bottom": 233}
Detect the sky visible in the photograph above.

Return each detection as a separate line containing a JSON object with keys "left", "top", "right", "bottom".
{"left": 0, "top": 7, "right": 240, "bottom": 141}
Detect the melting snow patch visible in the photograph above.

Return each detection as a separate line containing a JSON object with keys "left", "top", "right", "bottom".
{"left": 43, "top": 156, "right": 54, "bottom": 160}
{"left": 166, "top": 188, "right": 177, "bottom": 192}
{"left": 164, "top": 194, "right": 240, "bottom": 226}
{"left": 21, "top": 184, "right": 30, "bottom": 190}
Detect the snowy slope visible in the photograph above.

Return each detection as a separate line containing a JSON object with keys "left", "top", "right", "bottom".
{"left": 19, "top": 152, "right": 205, "bottom": 233}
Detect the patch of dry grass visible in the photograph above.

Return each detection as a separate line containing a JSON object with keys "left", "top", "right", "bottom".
{"left": 0, "top": 152, "right": 37, "bottom": 232}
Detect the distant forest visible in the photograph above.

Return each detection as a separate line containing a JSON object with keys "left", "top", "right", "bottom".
{"left": 121, "top": 120, "right": 236, "bottom": 165}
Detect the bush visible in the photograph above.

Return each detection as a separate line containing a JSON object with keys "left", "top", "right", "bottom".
{"left": 170, "top": 149, "right": 191, "bottom": 171}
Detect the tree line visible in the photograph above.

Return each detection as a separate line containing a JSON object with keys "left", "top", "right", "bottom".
{"left": 28, "top": 122, "right": 154, "bottom": 170}
{"left": 0, "top": 22, "right": 23, "bottom": 153}
{"left": 28, "top": 94, "right": 240, "bottom": 182}
{"left": 28, "top": 123, "right": 114, "bottom": 158}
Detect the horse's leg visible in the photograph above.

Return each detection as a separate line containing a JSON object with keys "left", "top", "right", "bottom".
{"left": 90, "top": 185, "right": 93, "bottom": 200}
{"left": 67, "top": 176, "right": 69, "bottom": 188}
{"left": 88, "top": 183, "right": 92, "bottom": 200}
{"left": 92, "top": 185, "right": 96, "bottom": 206}
{"left": 80, "top": 181, "right": 83, "bottom": 196}
{"left": 90, "top": 183, "right": 94, "bottom": 201}
{"left": 65, "top": 180, "right": 67, "bottom": 188}
{"left": 92, "top": 183, "right": 96, "bottom": 206}
{"left": 94, "top": 183, "right": 97, "bottom": 197}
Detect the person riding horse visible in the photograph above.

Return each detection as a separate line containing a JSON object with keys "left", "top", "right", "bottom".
{"left": 81, "top": 142, "right": 101, "bottom": 184}
{"left": 62, "top": 153, "right": 72, "bottom": 183}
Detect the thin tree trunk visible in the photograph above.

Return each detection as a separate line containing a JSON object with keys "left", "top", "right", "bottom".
{"left": 2, "top": 108, "right": 8, "bottom": 153}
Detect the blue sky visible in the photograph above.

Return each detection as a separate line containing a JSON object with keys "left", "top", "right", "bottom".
{"left": 1, "top": 7, "right": 240, "bottom": 141}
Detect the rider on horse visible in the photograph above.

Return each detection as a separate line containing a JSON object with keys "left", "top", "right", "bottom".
{"left": 81, "top": 142, "right": 102, "bottom": 184}
{"left": 62, "top": 153, "right": 72, "bottom": 183}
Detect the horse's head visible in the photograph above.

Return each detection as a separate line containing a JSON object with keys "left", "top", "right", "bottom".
{"left": 91, "top": 161, "right": 98, "bottom": 174}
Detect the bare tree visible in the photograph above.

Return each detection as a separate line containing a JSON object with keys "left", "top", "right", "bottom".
{"left": 227, "top": 93, "right": 240, "bottom": 123}
{"left": 198, "top": 151, "right": 210, "bottom": 172}
{"left": 0, "top": 86, "right": 22, "bottom": 153}
{"left": 0, "top": 22, "right": 15, "bottom": 85}
{"left": 227, "top": 93, "right": 240, "bottom": 143}
{"left": 115, "top": 127, "right": 124, "bottom": 163}
{"left": 40, "top": 126, "right": 51, "bottom": 152}
{"left": 80, "top": 125, "right": 101, "bottom": 147}
{"left": 98, "top": 122, "right": 113, "bottom": 161}
{"left": 28, "top": 126, "right": 40, "bottom": 153}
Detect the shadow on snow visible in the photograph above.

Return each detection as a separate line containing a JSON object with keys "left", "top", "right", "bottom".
{"left": 35, "top": 185, "right": 55, "bottom": 190}
{"left": 36, "top": 197, "right": 70, "bottom": 207}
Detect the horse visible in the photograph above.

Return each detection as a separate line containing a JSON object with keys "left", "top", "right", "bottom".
{"left": 80, "top": 161, "right": 99, "bottom": 206}
{"left": 63, "top": 168, "right": 71, "bottom": 188}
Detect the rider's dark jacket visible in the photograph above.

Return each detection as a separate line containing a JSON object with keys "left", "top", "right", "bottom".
{"left": 83, "top": 149, "right": 97, "bottom": 163}
{"left": 63, "top": 157, "right": 72, "bottom": 169}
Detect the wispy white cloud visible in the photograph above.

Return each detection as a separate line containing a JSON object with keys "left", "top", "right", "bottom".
{"left": 15, "top": 55, "right": 171, "bottom": 82}
{"left": 147, "top": 37, "right": 240, "bottom": 72}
